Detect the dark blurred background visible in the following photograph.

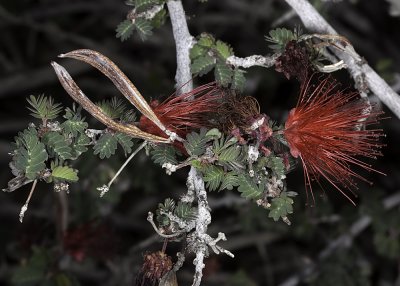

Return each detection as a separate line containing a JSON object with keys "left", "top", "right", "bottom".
{"left": 0, "top": 0, "right": 399, "bottom": 285}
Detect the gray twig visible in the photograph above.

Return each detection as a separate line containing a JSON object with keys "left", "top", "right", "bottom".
{"left": 166, "top": 0, "right": 195, "bottom": 94}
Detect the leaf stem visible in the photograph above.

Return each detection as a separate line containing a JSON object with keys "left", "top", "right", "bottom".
{"left": 19, "top": 179, "right": 38, "bottom": 223}
{"left": 97, "top": 140, "right": 147, "bottom": 197}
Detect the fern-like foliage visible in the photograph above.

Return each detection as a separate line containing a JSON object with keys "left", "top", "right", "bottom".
{"left": 220, "top": 171, "right": 240, "bottom": 191}
{"left": 191, "top": 54, "right": 215, "bottom": 76}
{"left": 116, "top": 20, "right": 135, "bottom": 42}
{"left": 256, "top": 155, "right": 286, "bottom": 179}
{"left": 151, "top": 8, "right": 167, "bottom": 28}
{"left": 156, "top": 198, "right": 176, "bottom": 227}
{"left": 237, "top": 174, "right": 264, "bottom": 200}
{"left": 13, "top": 128, "right": 48, "bottom": 180}
{"left": 97, "top": 97, "right": 126, "bottom": 120}
{"left": 51, "top": 166, "right": 79, "bottom": 182}
{"left": 27, "top": 95, "right": 62, "bottom": 121}
{"left": 135, "top": 0, "right": 158, "bottom": 12}
{"left": 135, "top": 18, "right": 153, "bottom": 41}
{"left": 174, "top": 202, "right": 197, "bottom": 222}
{"left": 184, "top": 128, "right": 210, "bottom": 156}
{"left": 71, "top": 134, "right": 90, "bottom": 159}
{"left": 115, "top": 132, "right": 135, "bottom": 156}
{"left": 150, "top": 145, "right": 178, "bottom": 166}
{"left": 214, "top": 62, "right": 233, "bottom": 87}
{"left": 155, "top": 198, "right": 197, "bottom": 228}
{"left": 265, "top": 27, "right": 301, "bottom": 51}
{"left": 215, "top": 40, "right": 233, "bottom": 60}
{"left": 93, "top": 133, "right": 118, "bottom": 159}
{"left": 268, "top": 193, "right": 294, "bottom": 222}
{"left": 43, "top": 132, "right": 72, "bottom": 160}
{"left": 62, "top": 106, "right": 88, "bottom": 137}
{"left": 232, "top": 68, "right": 246, "bottom": 92}
{"left": 120, "top": 109, "right": 137, "bottom": 124}
{"left": 203, "top": 165, "right": 225, "bottom": 191}
{"left": 190, "top": 33, "right": 246, "bottom": 91}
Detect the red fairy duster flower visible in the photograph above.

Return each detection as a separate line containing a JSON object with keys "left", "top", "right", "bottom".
{"left": 139, "top": 82, "right": 224, "bottom": 139}
{"left": 284, "top": 76, "right": 385, "bottom": 204}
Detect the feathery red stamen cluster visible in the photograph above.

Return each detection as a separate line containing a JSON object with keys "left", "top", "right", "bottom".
{"left": 284, "top": 76, "right": 385, "bottom": 204}
{"left": 139, "top": 82, "right": 224, "bottom": 138}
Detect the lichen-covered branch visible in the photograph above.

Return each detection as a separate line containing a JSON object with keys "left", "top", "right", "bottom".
{"left": 227, "top": 54, "right": 280, "bottom": 68}
{"left": 284, "top": 0, "right": 400, "bottom": 119}
{"left": 128, "top": 4, "right": 164, "bottom": 21}
{"left": 165, "top": 2, "right": 233, "bottom": 285}
{"left": 166, "top": 0, "right": 195, "bottom": 94}
{"left": 186, "top": 167, "right": 234, "bottom": 286}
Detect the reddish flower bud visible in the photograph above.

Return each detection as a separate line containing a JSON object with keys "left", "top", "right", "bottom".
{"left": 139, "top": 82, "right": 224, "bottom": 139}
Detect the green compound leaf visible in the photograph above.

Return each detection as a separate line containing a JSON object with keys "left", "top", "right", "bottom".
{"left": 116, "top": 19, "right": 135, "bottom": 42}
{"left": 174, "top": 202, "right": 197, "bottom": 222}
{"left": 71, "top": 134, "right": 90, "bottom": 159}
{"left": 135, "top": 18, "right": 153, "bottom": 41}
{"left": 191, "top": 54, "right": 215, "bottom": 76}
{"left": 14, "top": 128, "right": 48, "bottom": 180}
{"left": 256, "top": 155, "right": 285, "bottom": 178}
{"left": 27, "top": 94, "right": 62, "bottom": 121}
{"left": 115, "top": 132, "right": 135, "bottom": 156}
{"left": 51, "top": 166, "right": 78, "bottom": 182}
{"left": 268, "top": 193, "right": 294, "bottom": 221}
{"left": 97, "top": 97, "right": 126, "bottom": 120}
{"left": 232, "top": 68, "right": 246, "bottom": 92}
{"left": 205, "top": 128, "right": 222, "bottom": 139}
{"left": 214, "top": 62, "right": 233, "bottom": 87}
{"left": 93, "top": 133, "right": 118, "bottom": 159}
{"left": 151, "top": 8, "right": 167, "bottom": 28}
{"left": 62, "top": 119, "right": 88, "bottom": 137}
{"left": 237, "top": 174, "right": 263, "bottom": 200}
{"left": 43, "top": 132, "right": 72, "bottom": 160}
{"left": 120, "top": 109, "right": 137, "bottom": 123}
{"left": 265, "top": 27, "right": 296, "bottom": 51}
{"left": 156, "top": 198, "right": 176, "bottom": 227}
{"left": 266, "top": 156, "right": 285, "bottom": 178}
{"left": 158, "top": 198, "right": 176, "bottom": 212}
{"left": 150, "top": 144, "right": 178, "bottom": 166}
{"left": 212, "top": 135, "right": 237, "bottom": 154}
{"left": 215, "top": 40, "right": 233, "bottom": 60}
{"left": 62, "top": 107, "right": 88, "bottom": 137}
{"left": 184, "top": 128, "right": 209, "bottom": 156}
{"left": 135, "top": 0, "right": 157, "bottom": 12}
{"left": 218, "top": 145, "right": 241, "bottom": 163}
{"left": 197, "top": 33, "right": 215, "bottom": 48}
{"left": 190, "top": 44, "right": 208, "bottom": 60}
{"left": 220, "top": 171, "right": 240, "bottom": 191}
{"left": 203, "top": 165, "right": 224, "bottom": 191}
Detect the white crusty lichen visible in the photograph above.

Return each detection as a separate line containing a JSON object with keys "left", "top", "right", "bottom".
{"left": 162, "top": 162, "right": 177, "bottom": 175}
{"left": 248, "top": 145, "right": 260, "bottom": 163}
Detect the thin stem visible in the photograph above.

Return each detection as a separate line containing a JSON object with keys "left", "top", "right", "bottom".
{"left": 97, "top": 141, "right": 147, "bottom": 197}
{"left": 147, "top": 212, "right": 184, "bottom": 238}
{"left": 19, "top": 179, "right": 38, "bottom": 223}
{"left": 107, "top": 141, "right": 147, "bottom": 188}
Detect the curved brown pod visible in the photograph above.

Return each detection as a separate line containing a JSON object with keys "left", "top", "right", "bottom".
{"left": 58, "top": 49, "right": 167, "bottom": 133}
{"left": 51, "top": 61, "right": 169, "bottom": 143}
